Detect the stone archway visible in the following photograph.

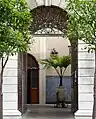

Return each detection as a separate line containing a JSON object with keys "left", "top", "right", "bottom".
{"left": 17, "top": 4, "right": 95, "bottom": 119}
{"left": 18, "top": 5, "right": 78, "bottom": 113}
{"left": 2, "top": 1, "right": 94, "bottom": 119}
{"left": 30, "top": 5, "right": 78, "bottom": 113}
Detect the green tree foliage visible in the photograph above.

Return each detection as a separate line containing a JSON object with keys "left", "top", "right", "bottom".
{"left": 0, "top": 1, "right": 32, "bottom": 118}
{"left": 66, "top": 0, "right": 96, "bottom": 51}
{"left": 66, "top": 0, "right": 96, "bottom": 118}
{"left": 41, "top": 52, "right": 71, "bottom": 86}
{"left": 0, "top": 0, "right": 32, "bottom": 71}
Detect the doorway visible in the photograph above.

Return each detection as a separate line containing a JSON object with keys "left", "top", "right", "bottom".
{"left": 27, "top": 53, "right": 39, "bottom": 104}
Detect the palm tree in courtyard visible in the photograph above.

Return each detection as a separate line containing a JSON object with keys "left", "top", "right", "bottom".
{"left": 41, "top": 48, "right": 71, "bottom": 86}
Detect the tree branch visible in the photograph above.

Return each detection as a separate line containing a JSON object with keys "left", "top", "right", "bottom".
{"left": 1, "top": 56, "right": 9, "bottom": 76}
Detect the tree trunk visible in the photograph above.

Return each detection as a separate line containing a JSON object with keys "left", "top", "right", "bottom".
{"left": 0, "top": 57, "right": 8, "bottom": 119}
{"left": 0, "top": 73, "right": 3, "bottom": 119}
{"left": 59, "top": 76, "right": 63, "bottom": 86}
{"left": 93, "top": 51, "right": 96, "bottom": 119}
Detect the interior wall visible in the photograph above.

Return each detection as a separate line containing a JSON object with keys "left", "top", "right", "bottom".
{"left": 27, "top": 36, "right": 71, "bottom": 104}
{"left": 46, "top": 37, "right": 71, "bottom": 76}
{"left": 28, "top": 36, "right": 71, "bottom": 76}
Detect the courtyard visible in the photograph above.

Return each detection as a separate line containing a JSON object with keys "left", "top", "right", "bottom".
{"left": 0, "top": 0, "right": 95, "bottom": 119}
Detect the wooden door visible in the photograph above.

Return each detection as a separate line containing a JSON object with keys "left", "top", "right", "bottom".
{"left": 27, "top": 54, "right": 39, "bottom": 104}
{"left": 30, "top": 68, "right": 39, "bottom": 104}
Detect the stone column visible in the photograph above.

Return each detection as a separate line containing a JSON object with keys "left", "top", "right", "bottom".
{"left": 39, "top": 37, "right": 47, "bottom": 104}
{"left": 75, "top": 40, "right": 94, "bottom": 119}
{"left": 3, "top": 55, "right": 21, "bottom": 116}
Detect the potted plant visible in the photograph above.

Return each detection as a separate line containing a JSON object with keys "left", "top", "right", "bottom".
{"left": 40, "top": 48, "right": 71, "bottom": 107}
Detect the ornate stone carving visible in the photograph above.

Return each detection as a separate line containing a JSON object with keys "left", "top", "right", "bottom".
{"left": 30, "top": 6, "right": 68, "bottom": 35}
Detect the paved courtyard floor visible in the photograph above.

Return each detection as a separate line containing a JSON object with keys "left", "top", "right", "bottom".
{"left": 3, "top": 104, "right": 74, "bottom": 119}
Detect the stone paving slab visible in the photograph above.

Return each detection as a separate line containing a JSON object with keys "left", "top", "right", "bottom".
{"left": 3, "top": 116, "right": 74, "bottom": 119}
{"left": 3, "top": 111, "right": 74, "bottom": 119}
{"left": 3, "top": 105, "right": 74, "bottom": 119}
{"left": 3, "top": 116, "right": 21, "bottom": 119}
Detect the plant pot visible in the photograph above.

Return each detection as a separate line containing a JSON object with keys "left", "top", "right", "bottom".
{"left": 56, "top": 86, "right": 65, "bottom": 102}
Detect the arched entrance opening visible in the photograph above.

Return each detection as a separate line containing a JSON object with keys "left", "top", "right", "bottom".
{"left": 18, "top": 5, "right": 78, "bottom": 114}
